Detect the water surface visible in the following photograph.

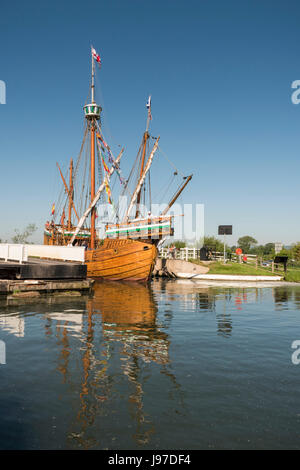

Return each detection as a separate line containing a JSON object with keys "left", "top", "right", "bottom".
{"left": 0, "top": 280, "right": 300, "bottom": 450}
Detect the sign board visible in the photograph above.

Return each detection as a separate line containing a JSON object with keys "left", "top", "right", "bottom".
{"left": 274, "top": 256, "right": 288, "bottom": 264}
{"left": 274, "top": 255, "right": 288, "bottom": 273}
{"left": 218, "top": 225, "right": 232, "bottom": 235}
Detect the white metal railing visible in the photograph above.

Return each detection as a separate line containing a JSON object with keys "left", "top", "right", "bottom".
{"left": 0, "top": 244, "right": 85, "bottom": 263}
{"left": 26, "top": 245, "right": 85, "bottom": 262}
{"left": 0, "top": 244, "right": 28, "bottom": 264}
{"left": 159, "top": 247, "right": 200, "bottom": 260}
{"left": 159, "top": 247, "right": 259, "bottom": 263}
{"left": 231, "top": 253, "right": 257, "bottom": 264}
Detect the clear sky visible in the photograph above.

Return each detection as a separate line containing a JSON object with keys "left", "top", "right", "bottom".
{"left": 0, "top": 0, "right": 300, "bottom": 245}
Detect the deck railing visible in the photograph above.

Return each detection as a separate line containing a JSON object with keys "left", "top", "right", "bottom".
{"left": 106, "top": 215, "right": 173, "bottom": 239}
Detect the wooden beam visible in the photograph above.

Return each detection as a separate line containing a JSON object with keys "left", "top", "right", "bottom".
{"left": 161, "top": 174, "right": 193, "bottom": 216}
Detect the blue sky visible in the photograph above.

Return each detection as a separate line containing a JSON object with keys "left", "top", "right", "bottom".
{"left": 0, "top": 0, "right": 300, "bottom": 245}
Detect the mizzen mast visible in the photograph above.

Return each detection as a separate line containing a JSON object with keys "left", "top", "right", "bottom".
{"left": 124, "top": 136, "right": 160, "bottom": 222}
{"left": 135, "top": 131, "right": 149, "bottom": 218}
{"left": 135, "top": 96, "right": 152, "bottom": 218}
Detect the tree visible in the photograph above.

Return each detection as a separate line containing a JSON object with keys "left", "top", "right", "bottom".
{"left": 237, "top": 236, "right": 258, "bottom": 254}
{"left": 173, "top": 240, "right": 186, "bottom": 250}
{"left": 291, "top": 243, "right": 300, "bottom": 261}
{"left": 263, "top": 243, "right": 275, "bottom": 255}
{"left": 203, "top": 236, "right": 225, "bottom": 253}
{"left": 12, "top": 223, "right": 37, "bottom": 244}
{"left": 165, "top": 240, "right": 186, "bottom": 249}
{"left": 277, "top": 248, "right": 290, "bottom": 258}
{"left": 252, "top": 242, "right": 274, "bottom": 256}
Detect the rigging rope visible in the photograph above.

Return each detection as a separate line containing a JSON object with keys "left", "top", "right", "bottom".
{"left": 73, "top": 124, "right": 88, "bottom": 181}
{"left": 158, "top": 172, "right": 177, "bottom": 206}
{"left": 156, "top": 142, "right": 184, "bottom": 177}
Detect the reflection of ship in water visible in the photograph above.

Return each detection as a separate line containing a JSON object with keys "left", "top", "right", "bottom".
{"left": 82, "top": 281, "right": 171, "bottom": 446}
{"left": 46, "top": 281, "right": 174, "bottom": 448}
{"left": 93, "top": 281, "right": 169, "bottom": 365}
{"left": 0, "top": 286, "right": 174, "bottom": 448}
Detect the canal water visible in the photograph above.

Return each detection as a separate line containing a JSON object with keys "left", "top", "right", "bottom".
{"left": 0, "top": 280, "right": 300, "bottom": 450}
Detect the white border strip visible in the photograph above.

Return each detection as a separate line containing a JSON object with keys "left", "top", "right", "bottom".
{"left": 176, "top": 273, "right": 283, "bottom": 281}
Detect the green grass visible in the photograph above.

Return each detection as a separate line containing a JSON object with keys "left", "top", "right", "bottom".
{"left": 284, "top": 268, "right": 300, "bottom": 282}
{"left": 189, "top": 260, "right": 280, "bottom": 276}
{"left": 189, "top": 259, "right": 300, "bottom": 281}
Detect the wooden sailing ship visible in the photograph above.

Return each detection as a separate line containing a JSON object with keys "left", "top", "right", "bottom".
{"left": 44, "top": 48, "right": 192, "bottom": 281}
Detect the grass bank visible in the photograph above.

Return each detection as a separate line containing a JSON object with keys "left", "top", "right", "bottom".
{"left": 189, "top": 260, "right": 280, "bottom": 277}
{"left": 188, "top": 259, "right": 300, "bottom": 282}
{"left": 284, "top": 268, "right": 300, "bottom": 282}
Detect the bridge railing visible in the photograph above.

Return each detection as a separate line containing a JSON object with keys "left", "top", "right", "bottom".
{"left": 0, "top": 244, "right": 28, "bottom": 264}
{"left": 0, "top": 244, "right": 85, "bottom": 264}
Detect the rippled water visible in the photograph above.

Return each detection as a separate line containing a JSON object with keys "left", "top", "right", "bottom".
{"left": 0, "top": 280, "right": 300, "bottom": 450}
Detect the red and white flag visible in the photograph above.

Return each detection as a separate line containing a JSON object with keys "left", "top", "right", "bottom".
{"left": 91, "top": 46, "right": 102, "bottom": 67}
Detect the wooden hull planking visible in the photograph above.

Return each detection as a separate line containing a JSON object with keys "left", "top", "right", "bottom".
{"left": 85, "top": 238, "right": 157, "bottom": 281}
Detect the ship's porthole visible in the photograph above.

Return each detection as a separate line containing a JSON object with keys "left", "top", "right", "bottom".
{"left": 143, "top": 246, "right": 149, "bottom": 250}
{"left": 114, "top": 249, "right": 118, "bottom": 254}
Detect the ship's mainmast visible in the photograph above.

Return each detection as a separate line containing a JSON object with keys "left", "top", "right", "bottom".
{"left": 83, "top": 53, "right": 102, "bottom": 249}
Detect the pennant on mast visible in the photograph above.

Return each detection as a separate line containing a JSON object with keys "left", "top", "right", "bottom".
{"left": 102, "top": 156, "right": 110, "bottom": 175}
{"left": 104, "top": 177, "right": 112, "bottom": 204}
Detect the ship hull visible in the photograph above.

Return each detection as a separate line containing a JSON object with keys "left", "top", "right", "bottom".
{"left": 85, "top": 238, "right": 157, "bottom": 281}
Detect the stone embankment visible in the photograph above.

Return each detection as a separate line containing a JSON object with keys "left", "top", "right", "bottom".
{"left": 153, "top": 259, "right": 209, "bottom": 278}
